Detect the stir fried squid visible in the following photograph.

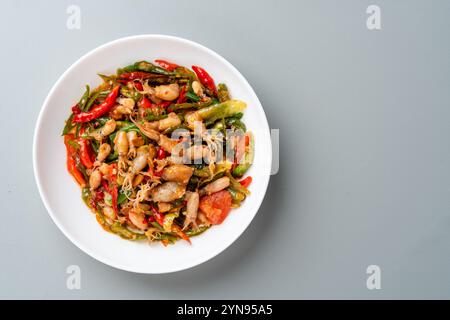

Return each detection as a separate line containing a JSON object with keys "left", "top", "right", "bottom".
{"left": 62, "top": 59, "right": 254, "bottom": 246}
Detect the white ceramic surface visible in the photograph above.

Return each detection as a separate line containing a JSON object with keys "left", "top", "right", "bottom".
{"left": 33, "top": 35, "right": 271, "bottom": 274}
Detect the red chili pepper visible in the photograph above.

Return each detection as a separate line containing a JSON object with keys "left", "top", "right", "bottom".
{"left": 155, "top": 59, "right": 179, "bottom": 71}
{"left": 147, "top": 165, "right": 164, "bottom": 178}
{"left": 147, "top": 215, "right": 156, "bottom": 223}
{"left": 78, "top": 139, "right": 94, "bottom": 169}
{"left": 171, "top": 224, "right": 191, "bottom": 244}
{"left": 64, "top": 135, "right": 86, "bottom": 187}
{"left": 111, "top": 184, "right": 118, "bottom": 215}
{"left": 151, "top": 205, "right": 165, "bottom": 226}
{"left": 134, "top": 81, "right": 143, "bottom": 91}
{"left": 139, "top": 96, "right": 153, "bottom": 109}
{"left": 95, "top": 190, "right": 104, "bottom": 201}
{"left": 177, "top": 85, "right": 187, "bottom": 103}
{"left": 71, "top": 104, "right": 81, "bottom": 114}
{"left": 73, "top": 86, "right": 120, "bottom": 123}
{"left": 156, "top": 147, "right": 166, "bottom": 160}
{"left": 108, "top": 163, "right": 118, "bottom": 182}
{"left": 192, "top": 65, "right": 217, "bottom": 94}
{"left": 159, "top": 101, "right": 172, "bottom": 109}
{"left": 239, "top": 176, "right": 253, "bottom": 188}
{"left": 102, "top": 180, "right": 110, "bottom": 192}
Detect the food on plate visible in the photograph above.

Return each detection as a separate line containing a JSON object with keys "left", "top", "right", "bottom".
{"left": 62, "top": 60, "right": 254, "bottom": 245}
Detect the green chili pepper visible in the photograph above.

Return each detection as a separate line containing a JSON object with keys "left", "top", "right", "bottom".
{"left": 134, "top": 61, "right": 174, "bottom": 76}
{"left": 81, "top": 187, "right": 91, "bottom": 206}
{"left": 84, "top": 91, "right": 99, "bottom": 112}
{"left": 186, "top": 91, "right": 200, "bottom": 102}
{"left": 198, "top": 100, "right": 246, "bottom": 123}
{"left": 62, "top": 114, "right": 74, "bottom": 135}
{"left": 193, "top": 167, "right": 210, "bottom": 178}
{"left": 163, "top": 124, "right": 189, "bottom": 135}
{"left": 163, "top": 213, "right": 179, "bottom": 232}
{"left": 217, "top": 83, "right": 230, "bottom": 102}
{"left": 90, "top": 139, "right": 99, "bottom": 154}
{"left": 185, "top": 226, "right": 210, "bottom": 237}
{"left": 227, "top": 172, "right": 250, "bottom": 196}
{"left": 110, "top": 223, "right": 146, "bottom": 240}
{"left": 98, "top": 73, "right": 117, "bottom": 83}
{"left": 106, "top": 150, "right": 118, "bottom": 162}
{"left": 117, "top": 189, "right": 131, "bottom": 205}
{"left": 67, "top": 139, "right": 79, "bottom": 150}
{"left": 170, "top": 99, "right": 213, "bottom": 112}
{"left": 79, "top": 85, "right": 90, "bottom": 111}
{"left": 228, "top": 187, "right": 246, "bottom": 204}
{"left": 145, "top": 113, "right": 168, "bottom": 121}
{"left": 109, "top": 121, "right": 145, "bottom": 143}
{"left": 226, "top": 117, "right": 246, "bottom": 131}
{"left": 120, "top": 86, "right": 141, "bottom": 101}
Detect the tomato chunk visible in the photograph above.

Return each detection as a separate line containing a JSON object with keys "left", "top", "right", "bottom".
{"left": 199, "top": 190, "right": 232, "bottom": 225}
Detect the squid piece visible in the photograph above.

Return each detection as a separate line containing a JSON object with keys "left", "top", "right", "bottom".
{"left": 161, "top": 164, "right": 194, "bottom": 184}
{"left": 150, "top": 182, "right": 186, "bottom": 202}
{"left": 157, "top": 112, "right": 181, "bottom": 131}
{"left": 128, "top": 208, "right": 148, "bottom": 230}
{"left": 201, "top": 177, "right": 230, "bottom": 195}
{"left": 154, "top": 83, "right": 180, "bottom": 101}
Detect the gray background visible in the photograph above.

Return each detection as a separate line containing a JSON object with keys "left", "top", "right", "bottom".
{"left": 0, "top": 0, "right": 449, "bottom": 299}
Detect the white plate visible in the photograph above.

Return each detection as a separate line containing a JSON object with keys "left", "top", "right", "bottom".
{"left": 33, "top": 35, "right": 271, "bottom": 274}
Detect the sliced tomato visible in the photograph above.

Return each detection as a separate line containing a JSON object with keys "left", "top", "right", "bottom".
{"left": 199, "top": 190, "right": 232, "bottom": 225}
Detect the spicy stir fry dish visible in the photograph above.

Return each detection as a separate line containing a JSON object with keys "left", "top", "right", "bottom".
{"left": 62, "top": 60, "right": 254, "bottom": 245}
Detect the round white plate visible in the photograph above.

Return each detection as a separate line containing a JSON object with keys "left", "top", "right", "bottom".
{"left": 33, "top": 35, "right": 271, "bottom": 273}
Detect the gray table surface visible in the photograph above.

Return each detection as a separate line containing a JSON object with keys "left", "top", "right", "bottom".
{"left": 0, "top": 0, "right": 449, "bottom": 299}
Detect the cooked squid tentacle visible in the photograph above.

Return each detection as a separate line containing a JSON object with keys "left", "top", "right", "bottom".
{"left": 114, "top": 130, "right": 129, "bottom": 172}
{"left": 128, "top": 208, "right": 148, "bottom": 230}
{"left": 154, "top": 83, "right": 179, "bottom": 101}
{"left": 122, "top": 145, "right": 149, "bottom": 192}
{"left": 183, "top": 191, "right": 199, "bottom": 230}
{"left": 95, "top": 143, "right": 111, "bottom": 165}
{"left": 126, "top": 131, "right": 143, "bottom": 158}
{"left": 89, "top": 169, "right": 102, "bottom": 191}
{"left": 90, "top": 119, "right": 116, "bottom": 141}
{"left": 201, "top": 177, "right": 230, "bottom": 195}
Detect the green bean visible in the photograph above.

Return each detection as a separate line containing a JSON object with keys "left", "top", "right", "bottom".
{"left": 170, "top": 99, "right": 212, "bottom": 112}
{"left": 145, "top": 113, "right": 168, "bottom": 121}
